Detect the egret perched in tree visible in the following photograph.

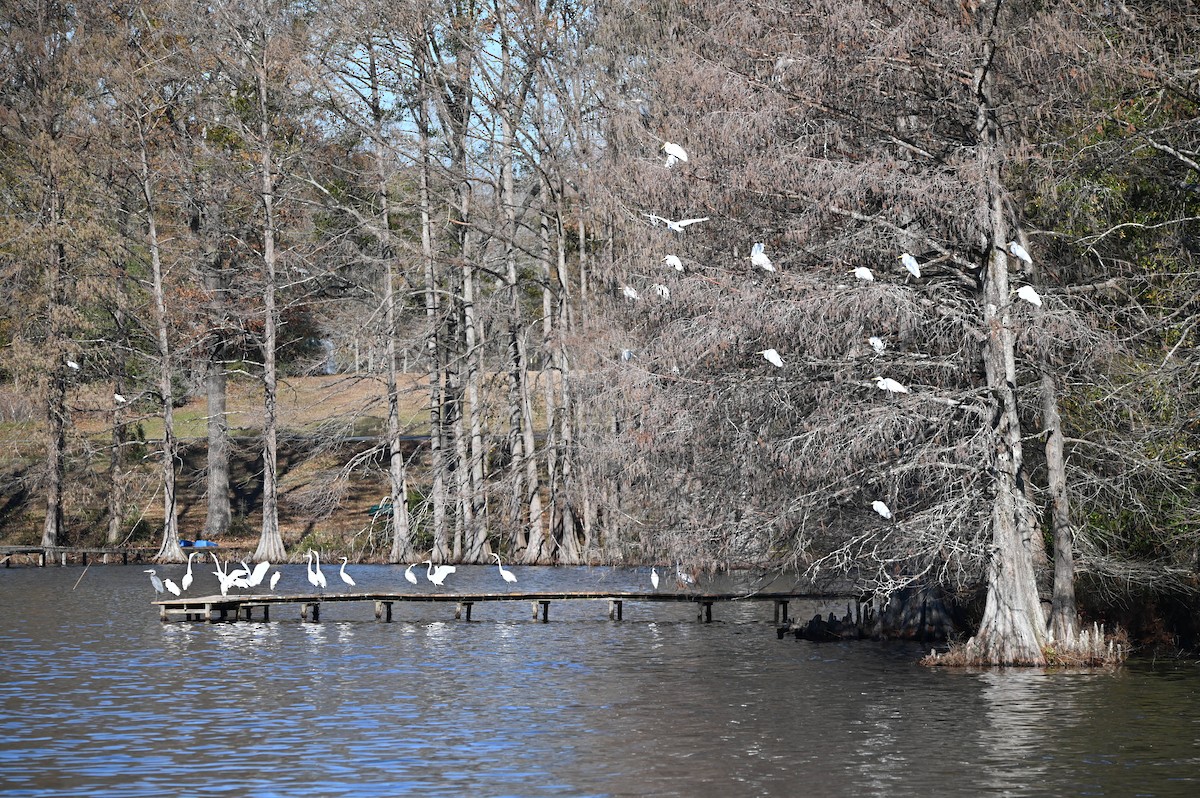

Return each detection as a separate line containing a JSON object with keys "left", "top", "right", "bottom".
{"left": 1017, "top": 285, "right": 1042, "bottom": 307}
{"left": 663, "top": 254, "right": 683, "bottom": 272}
{"left": 163, "top": 578, "right": 181, "bottom": 596}
{"left": 758, "top": 348, "right": 784, "bottom": 368}
{"left": 853, "top": 266, "right": 875, "bottom": 282}
{"left": 66, "top": 360, "right": 80, "bottom": 371}
{"left": 404, "top": 563, "right": 419, "bottom": 584}
{"left": 650, "top": 567, "right": 660, "bottom": 590}
{"left": 181, "top": 551, "right": 197, "bottom": 592}
{"left": 662, "top": 141, "right": 689, "bottom": 168}
{"left": 750, "top": 242, "right": 774, "bottom": 272}
{"left": 423, "top": 560, "right": 456, "bottom": 587}
{"left": 144, "top": 569, "right": 164, "bottom": 596}
{"left": 871, "top": 500, "right": 892, "bottom": 519}
{"left": 900, "top": 253, "right": 921, "bottom": 278}
{"left": 339, "top": 557, "right": 356, "bottom": 588}
{"left": 492, "top": 553, "right": 518, "bottom": 584}
{"left": 874, "top": 376, "right": 909, "bottom": 394}
{"left": 1007, "top": 241, "right": 1033, "bottom": 266}
{"left": 269, "top": 571, "right": 281, "bottom": 591}
{"left": 868, "top": 336, "right": 886, "bottom": 354}
{"left": 622, "top": 285, "right": 640, "bottom": 301}
{"left": 645, "top": 213, "right": 710, "bottom": 233}
{"left": 114, "top": 393, "right": 127, "bottom": 404}
{"left": 652, "top": 283, "right": 670, "bottom": 299}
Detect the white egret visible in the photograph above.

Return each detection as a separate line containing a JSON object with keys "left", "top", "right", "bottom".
{"left": 66, "top": 360, "right": 80, "bottom": 371}
{"left": 871, "top": 500, "right": 893, "bottom": 519}
{"left": 211, "top": 554, "right": 233, "bottom": 597}
{"left": 853, "top": 266, "right": 875, "bottom": 282}
{"left": 404, "top": 563, "right": 419, "bottom": 584}
{"left": 114, "top": 393, "right": 127, "bottom": 404}
{"left": 163, "top": 578, "right": 181, "bottom": 596}
{"left": 676, "top": 562, "right": 696, "bottom": 587}
{"left": 750, "top": 242, "right": 775, "bottom": 272}
{"left": 622, "top": 285, "right": 640, "bottom": 301}
{"left": 874, "top": 376, "right": 910, "bottom": 394}
{"left": 1017, "top": 285, "right": 1042, "bottom": 307}
{"left": 645, "top": 213, "right": 710, "bottom": 233}
{"left": 662, "top": 141, "right": 689, "bottom": 168}
{"left": 868, "top": 336, "right": 886, "bottom": 354}
{"left": 650, "top": 567, "right": 660, "bottom": 590}
{"left": 663, "top": 254, "right": 683, "bottom": 272}
{"left": 247, "top": 560, "right": 271, "bottom": 587}
{"left": 180, "top": 551, "right": 197, "bottom": 592}
{"left": 144, "top": 569, "right": 164, "bottom": 596}
{"left": 423, "top": 560, "right": 456, "bottom": 587}
{"left": 1007, "top": 241, "right": 1033, "bottom": 266}
{"left": 305, "top": 550, "right": 322, "bottom": 591}
{"left": 900, "top": 253, "right": 921, "bottom": 278}
{"left": 652, "top": 283, "right": 670, "bottom": 299}
{"left": 339, "top": 557, "right": 356, "bottom": 587}
{"left": 269, "top": 571, "right": 281, "bottom": 591}
{"left": 492, "top": 553, "right": 518, "bottom": 584}
{"left": 758, "top": 348, "right": 783, "bottom": 368}
{"left": 312, "top": 551, "right": 328, "bottom": 589}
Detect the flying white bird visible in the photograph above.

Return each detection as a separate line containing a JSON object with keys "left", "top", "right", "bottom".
{"left": 1007, "top": 241, "right": 1033, "bottom": 265}
{"left": 247, "top": 561, "right": 271, "bottom": 587}
{"left": 874, "top": 376, "right": 909, "bottom": 394}
{"left": 423, "top": 560, "right": 456, "bottom": 587}
{"left": 114, "top": 393, "right": 127, "bottom": 404}
{"left": 868, "top": 336, "right": 886, "bottom": 354}
{"left": 622, "top": 285, "right": 640, "bottom": 301}
{"left": 853, "top": 266, "right": 875, "bottom": 282}
{"left": 652, "top": 283, "right": 670, "bottom": 299}
{"left": 871, "top": 500, "right": 893, "bottom": 519}
{"left": 750, "top": 242, "right": 775, "bottom": 272}
{"left": 66, "top": 360, "right": 80, "bottom": 371}
{"left": 758, "top": 348, "right": 783, "bottom": 368}
{"left": 662, "top": 141, "right": 689, "bottom": 168}
{"left": 1017, "top": 285, "right": 1042, "bottom": 307}
{"left": 663, "top": 254, "right": 683, "bottom": 271}
{"left": 900, "top": 253, "right": 921, "bottom": 278}
{"left": 645, "top": 213, "right": 710, "bottom": 233}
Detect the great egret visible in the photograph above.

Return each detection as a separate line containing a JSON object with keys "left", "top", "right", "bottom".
{"left": 758, "top": 348, "right": 783, "bottom": 368}
{"left": 868, "top": 336, "right": 886, "bottom": 354}
{"left": 339, "top": 557, "right": 356, "bottom": 587}
{"left": 853, "top": 266, "right": 875, "bottom": 282}
{"left": 404, "top": 563, "right": 419, "bottom": 584}
{"left": 662, "top": 141, "right": 689, "bottom": 168}
{"left": 900, "top": 253, "right": 921, "bottom": 278}
{"left": 144, "top": 569, "right": 164, "bottom": 596}
{"left": 750, "top": 242, "right": 775, "bottom": 272}
{"left": 622, "top": 285, "right": 640, "bottom": 301}
{"left": 423, "top": 560, "right": 456, "bottom": 587}
{"left": 492, "top": 553, "right": 518, "bottom": 584}
{"left": 874, "top": 376, "right": 909, "bottom": 394}
{"left": 114, "top": 393, "right": 127, "bottom": 404}
{"left": 269, "top": 571, "right": 281, "bottom": 591}
{"left": 663, "top": 254, "right": 683, "bottom": 272}
{"left": 1017, "top": 285, "right": 1042, "bottom": 307}
{"left": 180, "top": 551, "right": 197, "bottom": 592}
{"left": 645, "top": 213, "right": 710, "bottom": 233}
{"left": 247, "top": 560, "right": 271, "bottom": 587}
{"left": 650, "top": 567, "right": 660, "bottom": 590}
{"left": 1007, "top": 241, "right": 1033, "bottom": 265}
{"left": 163, "top": 578, "right": 181, "bottom": 596}
{"left": 652, "top": 283, "right": 670, "bottom": 299}
{"left": 66, "top": 359, "right": 80, "bottom": 371}
{"left": 871, "top": 500, "right": 893, "bottom": 519}
{"left": 211, "top": 555, "right": 232, "bottom": 596}
{"left": 312, "top": 551, "right": 328, "bottom": 589}
{"left": 305, "top": 550, "right": 322, "bottom": 591}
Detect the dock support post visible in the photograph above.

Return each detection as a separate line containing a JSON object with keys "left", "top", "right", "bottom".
{"left": 608, "top": 600, "right": 623, "bottom": 621}
{"left": 302, "top": 603, "right": 320, "bottom": 622}
{"left": 454, "top": 602, "right": 473, "bottom": 621}
{"left": 160, "top": 604, "right": 168, "bottom": 622}
{"left": 122, "top": 551, "right": 128, "bottom": 565}
{"left": 538, "top": 600, "right": 551, "bottom": 623}
{"left": 375, "top": 601, "right": 394, "bottom": 622}
{"left": 206, "top": 604, "right": 217, "bottom": 623}
{"left": 698, "top": 602, "right": 713, "bottom": 623}
{"left": 774, "top": 600, "right": 789, "bottom": 624}
{"left": 82, "top": 551, "right": 87, "bottom": 566}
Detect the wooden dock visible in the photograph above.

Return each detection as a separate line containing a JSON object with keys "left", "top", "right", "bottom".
{"left": 1, "top": 544, "right": 168, "bottom": 567}
{"left": 153, "top": 590, "right": 841, "bottom": 624}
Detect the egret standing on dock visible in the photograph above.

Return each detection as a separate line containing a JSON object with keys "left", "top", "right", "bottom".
{"left": 181, "top": 551, "right": 197, "bottom": 592}
{"left": 492, "top": 553, "right": 518, "bottom": 584}
{"left": 651, "top": 567, "right": 660, "bottom": 590}
{"left": 423, "top": 560, "right": 456, "bottom": 587}
{"left": 404, "top": 563, "right": 419, "bottom": 584}
{"left": 339, "top": 557, "right": 356, "bottom": 588}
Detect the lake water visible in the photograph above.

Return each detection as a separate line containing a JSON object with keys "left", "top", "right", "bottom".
{"left": 1, "top": 563, "right": 1198, "bottom": 797}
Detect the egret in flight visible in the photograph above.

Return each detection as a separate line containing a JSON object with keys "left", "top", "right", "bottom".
{"left": 339, "top": 557, "right": 357, "bottom": 588}
{"left": 758, "top": 348, "right": 784, "bottom": 368}
{"left": 662, "top": 141, "right": 689, "bottom": 168}
{"left": 1017, "top": 285, "right": 1042, "bottom": 307}
{"left": 663, "top": 254, "right": 683, "bottom": 272}
{"left": 750, "top": 242, "right": 775, "bottom": 272}
{"left": 853, "top": 266, "right": 875, "bottom": 282}
{"left": 868, "top": 336, "right": 886, "bottom": 354}
{"left": 871, "top": 500, "right": 893, "bottom": 519}
{"left": 247, "top": 560, "right": 271, "bottom": 588}
{"left": 874, "top": 376, "right": 909, "bottom": 394}
{"left": 645, "top": 213, "right": 710, "bottom": 233}
{"left": 423, "top": 560, "right": 456, "bottom": 587}
{"left": 144, "top": 569, "right": 164, "bottom": 596}
{"left": 1007, "top": 241, "right": 1033, "bottom": 266}
{"left": 900, "top": 253, "right": 921, "bottom": 278}
{"left": 492, "top": 553, "right": 518, "bottom": 584}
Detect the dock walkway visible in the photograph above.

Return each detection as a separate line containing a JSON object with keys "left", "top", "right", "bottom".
{"left": 154, "top": 590, "right": 845, "bottom": 624}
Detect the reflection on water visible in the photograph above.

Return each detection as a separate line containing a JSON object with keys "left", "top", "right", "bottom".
{"left": 1, "top": 565, "right": 1198, "bottom": 796}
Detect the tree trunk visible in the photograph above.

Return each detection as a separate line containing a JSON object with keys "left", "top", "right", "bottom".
{"left": 1042, "top": 362, "right": 1078, "bottom": 641}
{"left": 41, "top": 186, "right": 67, "bottom": 549}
